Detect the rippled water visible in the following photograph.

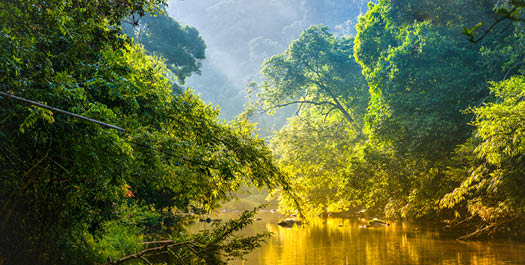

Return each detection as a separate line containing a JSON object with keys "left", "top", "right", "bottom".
{"left": 190, "top": 212, "right": 525, "bottom": 265}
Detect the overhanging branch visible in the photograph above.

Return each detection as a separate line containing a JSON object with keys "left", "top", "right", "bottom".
{"left": 0, "top": 91, "right": 125, "bottom": 132}
{"left": 263, "top": 100, "right": 337, "bottom": 113}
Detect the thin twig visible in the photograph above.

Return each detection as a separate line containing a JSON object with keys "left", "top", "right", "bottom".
{"left": 167, "top": 249, "right": 185, "bottom": 265}
{"left": 141, "top": 240, "right": 175, "bottom": 245}
{"left": 138, "top": 256, "right": 152, "bottom": 265}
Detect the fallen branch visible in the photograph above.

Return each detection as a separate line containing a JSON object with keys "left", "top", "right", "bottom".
{"left": 102, "top": 240, "right": 201, "bottom": 265}
{"left": 456, "top": 216, "right": 518, "bottom": 241}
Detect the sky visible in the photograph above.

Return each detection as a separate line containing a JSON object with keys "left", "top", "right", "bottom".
{"left": 166, "top": 0, "right": 370, "bottom": 122}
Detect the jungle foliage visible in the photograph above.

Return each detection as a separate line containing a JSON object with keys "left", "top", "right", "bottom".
{"left": 256, "top": 0, "right": 525, "bottom": 239}
{"left": 0, "top": 0, "right": 292, "bottom": 264}
{"left": 122, "top": 12, "right": 206, "bottom": 87}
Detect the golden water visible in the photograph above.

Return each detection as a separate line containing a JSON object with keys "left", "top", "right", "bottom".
{"left": 191, "top": 212, "right": 525, "bottom": 265}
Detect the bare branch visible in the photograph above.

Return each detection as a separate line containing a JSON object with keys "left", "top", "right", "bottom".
{"left": 138, "top": 256, "right": 152, "bottom": 265}
{"left": 323, "top": 106, "right": 338, "bottom": 123}
{"left": 263, "top": 100, "right": 337, "bottom": 114}
{"left": 0, "top": 91, "right": 125, "bottom": 132}
{"left": 167, "top": 249, "right": 185, "bottom": 265}
{"left": 300, "top": 60, "right": 356, "bottom": 125}
{"left": 468, "top": 6, "right": 520, "bottom": 43}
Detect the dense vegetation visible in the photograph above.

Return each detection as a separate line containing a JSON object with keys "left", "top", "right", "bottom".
{"left": 256, "top": 0, "right": 525, "bottom": 239}
{"left": 0, "top": 0, "right": 294, "bottom": 264}
{"left": 0, "top": 0, "right": 523, "bottom": 263}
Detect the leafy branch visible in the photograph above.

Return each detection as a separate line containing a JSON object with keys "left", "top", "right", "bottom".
{"left": 103, "top": 207, "right": 271, "bottom": 265}
{"left": 463, "top": 1, "right": 524, "bottom": 43}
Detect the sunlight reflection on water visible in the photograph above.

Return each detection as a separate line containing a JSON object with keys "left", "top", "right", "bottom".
{"left": 190, "top": 212, "right": 525, "bottom": 265}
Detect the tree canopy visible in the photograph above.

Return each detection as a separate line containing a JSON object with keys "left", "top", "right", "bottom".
{"left": 259, "top": 0, "right": 525, "bottom": 239}
{"left": 257, "top": 25, "right": 369, "bottom": 128}
{"left": 122, "top": 12, "right": 206, "bottom": 86}
{"left": 0, "top": 0, "right": 292, "bottom": 263}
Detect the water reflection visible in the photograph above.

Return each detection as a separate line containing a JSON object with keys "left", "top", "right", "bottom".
{"left": 190, "top": 212, "right": 525, "bottom": 265}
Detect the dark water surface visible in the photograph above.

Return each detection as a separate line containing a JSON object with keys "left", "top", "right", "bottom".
{"left": 190, "top": 212, "right": 525, "bottom": 265}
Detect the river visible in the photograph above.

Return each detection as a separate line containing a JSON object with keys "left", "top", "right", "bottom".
{"left": 190, "top": 211, "right": 525, "bottom": 265}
